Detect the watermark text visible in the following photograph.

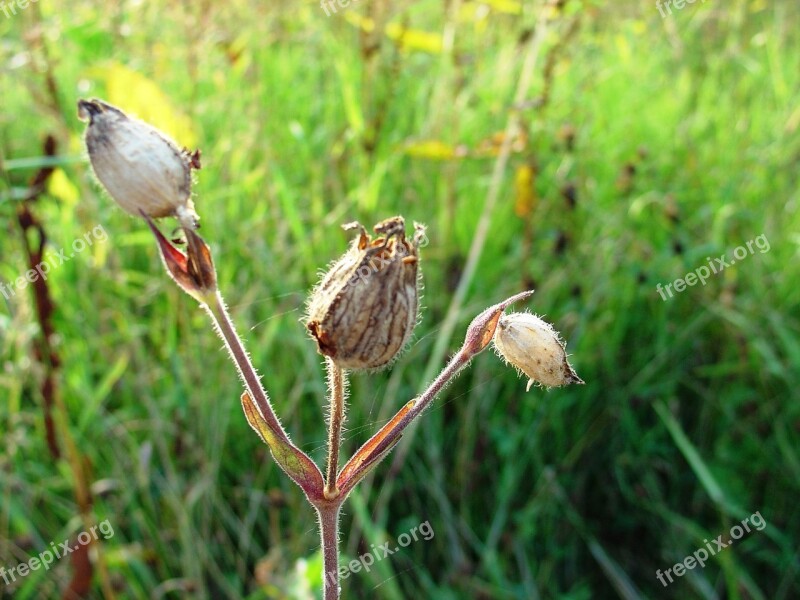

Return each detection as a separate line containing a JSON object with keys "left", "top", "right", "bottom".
{"left": 0, "top": 225, "right": 107, "bottom": 301}
{"left": 324, "top": 520, "right": 434, "bottom": 587}
{"left": 657, "top": 0, "right": 706, "bottom": 19}
{"left": 656, "top": 511, "right": 766, "bottom": 587}
{"left": 1, "top": 0, "right": 38, "bottom": 20}
{"left": 1, "top": 519, "right": 114, "bottom": 586}
{"left": 656, "top": 234, "right": 769, "bottom": 301}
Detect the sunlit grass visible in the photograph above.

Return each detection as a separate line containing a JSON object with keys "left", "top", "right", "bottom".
{"left": 1, "top": 0, "right": 798, "bottom": 598}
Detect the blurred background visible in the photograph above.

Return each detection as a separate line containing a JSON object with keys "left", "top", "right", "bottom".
{"left": 1, "top": 0, "right": 798, "bottom": 598}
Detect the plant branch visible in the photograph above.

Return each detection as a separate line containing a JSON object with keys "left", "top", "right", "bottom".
{"left": 338, "top": 291, "right": 533, "bottom": 495}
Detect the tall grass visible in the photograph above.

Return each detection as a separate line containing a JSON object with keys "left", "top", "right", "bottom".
{"left": 1, "top": 0, "right": 798, "bottom": 598}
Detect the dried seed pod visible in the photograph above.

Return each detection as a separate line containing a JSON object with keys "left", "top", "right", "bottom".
{"left": 493, "top": 312, "right": 583, "bottom": 390}
{"left": 306, "top": 216, "right": 426, "bottom": 370}
{"left": 77, "top": 98, "right": 200, "bottom": 229}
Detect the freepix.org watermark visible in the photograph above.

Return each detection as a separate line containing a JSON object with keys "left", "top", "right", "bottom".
{"left": 1, "top": 519, "right": 114, "bottom": 586}
{"left": 320, "top": 0, "right": 362, "bottom": 17}
{"left": 323, "top": 520, "right": 434, "bottom": 588}
{"left": 656, "top": 511, "right": 766, "bottom": 587}
{"left": 0, "top": 0, "right": 37, "bottom": 19}
{"left": 656, "top": 0, "right": 706, "bottom": 19}
{"left": 656, "top": 234, "right": 770, "bottom": 301}
{"left": 0, "top": 225, "right": 107, "bottom": 301}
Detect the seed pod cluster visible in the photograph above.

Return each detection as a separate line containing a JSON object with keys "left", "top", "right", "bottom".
{"left": 78, "top": 98, "right": 200, "bottom": 229}
{"left": 493, "top": 312, "right": 583, "bottom": 390}
{"left": 306, "top": 216, "right": 426, "bottom": 370}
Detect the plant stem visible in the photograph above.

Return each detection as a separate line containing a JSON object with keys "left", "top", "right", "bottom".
{"left": 204, "top": 290, "right": 324, "bottom": 497}
{"left": 318, "top": 502, "right": 342, "bottom": 600}
{"left": 205, "top": 291, "right": 291, "bottom": 446}
{"left": 325, "top": 358, "right": 347, "bottom": 499}
{"left": 210, "top": 286, "right": 343, "bottom": 596}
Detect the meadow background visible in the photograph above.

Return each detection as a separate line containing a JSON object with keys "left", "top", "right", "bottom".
{"left": 1, "top": 0, "right": 798, "bottom": 598}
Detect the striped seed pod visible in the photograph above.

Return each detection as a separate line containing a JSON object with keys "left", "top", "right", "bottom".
{"left": 306, "top": 216, "right": 426, "bottom": 370}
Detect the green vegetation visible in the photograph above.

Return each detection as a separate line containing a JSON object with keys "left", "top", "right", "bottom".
{"left": 1, "top": 1, "right": 798, "bottom": 598}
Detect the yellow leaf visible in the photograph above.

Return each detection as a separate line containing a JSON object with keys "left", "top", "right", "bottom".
{"left": 345, "top": 14, "right": 442, "bottom": 54}
{"left": 514, "top": 164, "right": 537, "bottom": 217}
{"left": 386, "top": 23, "right": 442, "bottom": 54}
{"left": 403, "top": 140, "right": 468, "bottom": 160}
{"left": 458, "top": 4, "right": 491, "bottom": 34}
{"left": 88, "top": 62, "right": 197, "bottom": 148}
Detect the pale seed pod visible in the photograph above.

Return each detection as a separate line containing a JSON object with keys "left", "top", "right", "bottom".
{"left": 78, "top": 98, "right": 200, "bottom": 229}
{"left": 306, "top": 216, "right": 426, "bottom": 370}
{"left": 493, "top": 312, "right": 584, "bottom": 390}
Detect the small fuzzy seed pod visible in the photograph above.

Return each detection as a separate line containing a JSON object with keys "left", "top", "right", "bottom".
{"left": 78, "top": 98, "right": 200, "bottom": 229}
{"left": 306, "top": 216, "right": 426, "bottom": 370}
{"left": 493, "top": 312, "right": 584, "bottom": 390}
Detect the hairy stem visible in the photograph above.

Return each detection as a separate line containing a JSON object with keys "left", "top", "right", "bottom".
{"left": 318, "top": 502, "right": 342, "bottom": 600}
{"left": 325, "top": 358, "right": 347, "bottom": 499}
{"left": 205, "top": 291, "right": 291, "bottom": 445}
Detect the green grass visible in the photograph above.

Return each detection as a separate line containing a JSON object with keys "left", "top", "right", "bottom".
{"left": 1, "top": 0, "right": 799, "bottom": 598}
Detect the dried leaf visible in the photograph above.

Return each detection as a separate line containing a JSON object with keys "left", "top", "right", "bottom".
{"left": 143, "top": 214, "right": 216, "bottom": 303}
